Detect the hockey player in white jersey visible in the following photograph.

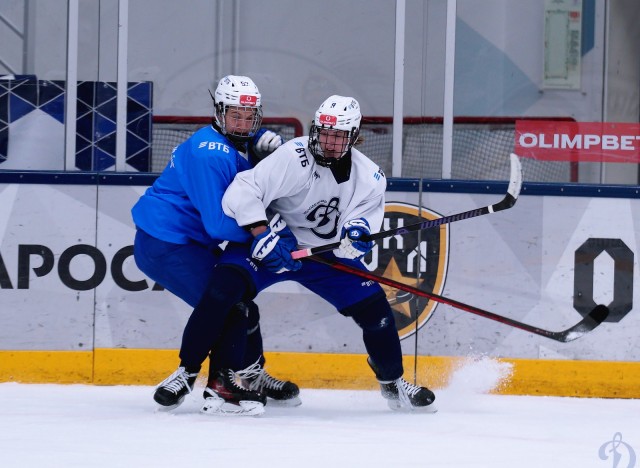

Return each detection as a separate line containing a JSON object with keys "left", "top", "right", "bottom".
{"left": 224, "top": 96, "right": 385, "bottom": 250}
{"left": 179, "top": 95, "right": 435, "bottom": 412}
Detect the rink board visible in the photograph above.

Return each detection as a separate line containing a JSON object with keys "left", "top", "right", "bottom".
{"left": 0, "top": 175, "right": 638, "bottom": 397}
{"left": 1, "top": 349, "right": 639, "bottom": 398}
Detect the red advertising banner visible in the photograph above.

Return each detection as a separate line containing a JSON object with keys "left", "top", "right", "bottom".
{"left": 515, "top": 121, "right": 640, "bottom": 163}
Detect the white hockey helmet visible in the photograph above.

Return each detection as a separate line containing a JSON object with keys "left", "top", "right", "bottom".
{"left": 309, "top": 95, "right": 361, "bottom": 167}
{"left": 212, "top": 75, "right": 263, "bottom": 141}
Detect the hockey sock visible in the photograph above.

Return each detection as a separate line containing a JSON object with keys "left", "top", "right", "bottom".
{"left": 179, "top": 266, "right": 250, "bottom": 369}
{"left": 243, "top": 301, "right": 266, "bottom": 367}
{"left": 345, "top": 294, "right": 404, "bottom": 381}
{"left": 209, "top": 301, "right": 264, "bottom": 373}
{"left": 208, "top": 302, "right": 249, "bottom": 372}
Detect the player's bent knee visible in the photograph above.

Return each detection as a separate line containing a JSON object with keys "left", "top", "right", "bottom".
{"left": 246, "top": 301, "right": 260, "bottom": 330}
{"left": 341, "top": 293, "right": 395, "bottom": 331}
{"left": 200, "top": 265, "right": 252, "bottom": 306}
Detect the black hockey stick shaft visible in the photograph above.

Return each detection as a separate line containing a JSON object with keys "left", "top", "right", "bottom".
{"left": 308, "top": 255, "right": 608, "bottom": 343}
{"left": 292, "top": 153, "right": 523, "bottom": 260}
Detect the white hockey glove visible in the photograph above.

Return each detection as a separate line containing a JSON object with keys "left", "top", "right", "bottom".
{"left": 251, "top": 216, "right": 301, "bottom": 273}
{"left": 252, "top": 128, "right": 284, "bottom": 159}
{"left": 333, "top": 218, "right": 375, "bottom": 260}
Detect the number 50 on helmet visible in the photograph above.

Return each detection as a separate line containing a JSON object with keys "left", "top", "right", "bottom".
{"left": 211, "top": 75, "right": 263, "bottom": 142}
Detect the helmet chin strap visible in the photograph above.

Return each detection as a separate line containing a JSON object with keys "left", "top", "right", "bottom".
{"left": 226, "top": 133, "right": 251, "bottom": 145}
{"left": 211, "top": 121, "right": 249, "bottom": 153}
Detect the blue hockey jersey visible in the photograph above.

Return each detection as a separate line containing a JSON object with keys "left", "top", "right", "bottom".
{"left": 131, "top": 125, "right": 252, "bottom": 246}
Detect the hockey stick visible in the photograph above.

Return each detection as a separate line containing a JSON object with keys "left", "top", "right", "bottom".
{"left": 292, "top": 153, "right": 523, "bottom": 260}
{"left": 308, "top": 255, "right": 608, "bottom": 343}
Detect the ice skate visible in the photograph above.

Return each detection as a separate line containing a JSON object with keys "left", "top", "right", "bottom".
{"left": 367, "top": 357, "right": 436, "bottom": 412}
{"left": 379, "top": 377, "right": 437, "bottom": 412}
{"left": 201, "top": 369, "right": 266, "bottom": 416}
{"left": 238, "top": 361, "right": 302, "bottom": 407}
{"left": 153, "top": 366, "right": 198, "bottom": 410}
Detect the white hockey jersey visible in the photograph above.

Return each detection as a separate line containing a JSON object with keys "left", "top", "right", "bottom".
{"left": 222, "top": 136, "right": 386, "bottom": 248}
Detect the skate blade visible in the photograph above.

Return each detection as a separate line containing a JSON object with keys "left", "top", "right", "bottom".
{"left": 153, "top": 396, "right": 186, "bottom": 412}
{"left": 267, "top": 396, "right": 302, "bottom": 407}
{"left": 155, "top": 403, "right": 180, "bottom": 412}
{"left": 387, "top": 399, "right": 438, "bottom": 413}
{"left": 201, "top": 397, "right": 265, "bottom": 417}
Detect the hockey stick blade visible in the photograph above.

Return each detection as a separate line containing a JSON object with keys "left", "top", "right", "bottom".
{"left": 292, "top": 153, "right": 523, "bottom": 259}
{"left": 308, "top": 255, "right": 608, "bottom": 343}
{"left": 550, "top": 304, "right": 609, "bottom": 343}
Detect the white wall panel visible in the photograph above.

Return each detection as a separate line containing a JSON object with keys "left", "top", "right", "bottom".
{"left": 1, "top": 182, "right": 637, "bottom": 362}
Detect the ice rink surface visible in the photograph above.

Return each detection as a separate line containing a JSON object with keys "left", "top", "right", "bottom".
{"left": 0, "top": 359, "right": 638, "bottom": 468}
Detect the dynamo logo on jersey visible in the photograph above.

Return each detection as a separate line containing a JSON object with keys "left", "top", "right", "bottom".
{"left": 362, "top": 202, "right": 450, "bottom": 340}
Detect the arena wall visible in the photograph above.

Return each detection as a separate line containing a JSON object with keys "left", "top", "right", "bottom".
{"left": 0, "top": 173, "right": 638, "bottom": 397}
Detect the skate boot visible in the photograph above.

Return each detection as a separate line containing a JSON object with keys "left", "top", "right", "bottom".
{"left": 238, "top": 361, "right": 302, "bottom": 407}
{"left": 379, "top": 378, "right": 437, "bottom": 412}
{"left": 201, "top": 368, "right": 266, "bottom": 416}
{"left": 367, "top": 357, "right": 436, "bottom": 412}
{"left": 153, "top": 366, "right": 198, "bottom": 410}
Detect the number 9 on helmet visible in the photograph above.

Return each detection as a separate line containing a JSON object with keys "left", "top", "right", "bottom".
{"left": 308, "top": 95, "right": 362, "bottom": 167}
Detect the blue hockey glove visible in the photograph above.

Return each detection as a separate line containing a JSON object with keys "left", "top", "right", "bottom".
{"left": 268, "top": 213, "right": 297, "bottom": 251}
{"left": 251, "top": 218, "right": 301, "bottom": 274}
{"left": 252, "top": 128, "right": 284, "bottom": 160}
{"left": 333, "top": 218, "right": 374, "bottom": 260}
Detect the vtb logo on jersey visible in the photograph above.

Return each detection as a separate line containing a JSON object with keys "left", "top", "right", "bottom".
{"left": 363, "top": 202, "right": 449, "bottom": 339}
{"left": 318, "top": 114, "right": 337, "bottom": 126}
{"left": 239, "top": 95, "right": 257, "bottom": 106}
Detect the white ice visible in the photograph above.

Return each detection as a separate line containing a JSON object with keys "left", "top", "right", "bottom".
{"left": 0, "top": 358, "right": 638, "bottom": 468}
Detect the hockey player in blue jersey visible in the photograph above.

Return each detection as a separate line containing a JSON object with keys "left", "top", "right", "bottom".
{"left": 160, "top": 95, "right": 437, "bottom": 415}
{"left": 131, "top": 75, "right": 299, "bottom": 415}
